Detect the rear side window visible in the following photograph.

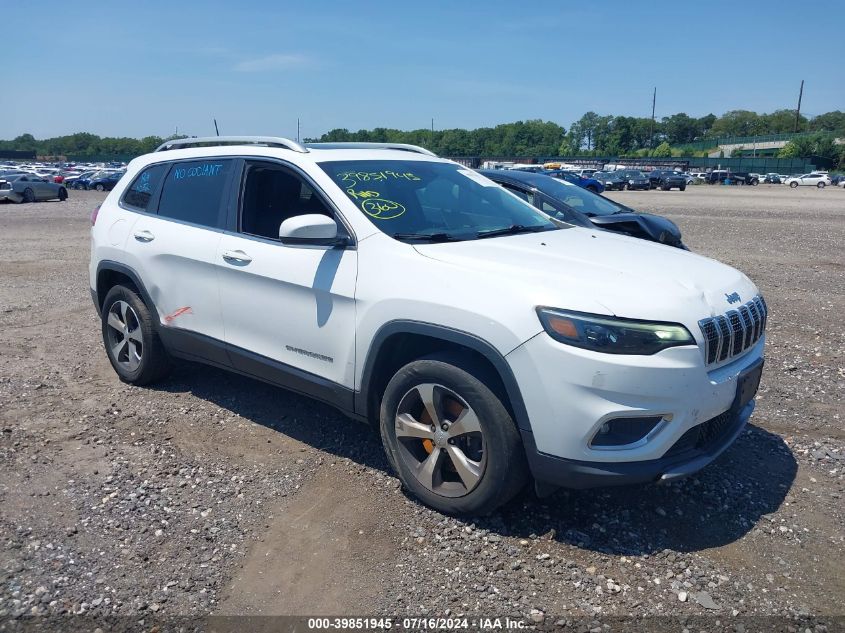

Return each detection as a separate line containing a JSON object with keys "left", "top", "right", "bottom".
{"left": 157, "top": 159, "right": 233, "bottom": 227}
{"left": 122, "top": 164, "right": 167, "bottom": 211}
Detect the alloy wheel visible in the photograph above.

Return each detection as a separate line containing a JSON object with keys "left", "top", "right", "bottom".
{"left": 105, "top": 300, "right": 143, "bottom": 371}
{"left": 394, "top": 383, "right": 486, "bottom": 497}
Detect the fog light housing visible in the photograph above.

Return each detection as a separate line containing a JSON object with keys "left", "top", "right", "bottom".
{"left": 590, "top": 416, "right": 665, "bottom": 448}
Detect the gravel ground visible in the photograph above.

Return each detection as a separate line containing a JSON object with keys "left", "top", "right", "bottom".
{"left": 0, "top": 185, "right": 843, "bottom": 631}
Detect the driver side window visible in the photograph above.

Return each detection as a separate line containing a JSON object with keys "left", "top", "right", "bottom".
{"left": 502, "top": 184, "right": 535, "bottom": 206}
{"left": 240, "top": 162, "right": 332, "bottom": 240}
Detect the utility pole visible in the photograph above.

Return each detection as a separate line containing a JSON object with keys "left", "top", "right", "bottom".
{"left": 649, "top": 87, "right": 656, "bottom": 148}
{"left": 794, "top": 80, "right": 804, "bottom": 133}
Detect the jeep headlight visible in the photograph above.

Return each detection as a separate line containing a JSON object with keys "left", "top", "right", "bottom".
{"left": 536, "top": 308, "right": 694, "bottom": 355}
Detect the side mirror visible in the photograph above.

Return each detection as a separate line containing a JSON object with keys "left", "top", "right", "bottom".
{"left": 279, "top": 214, "right": 344, "bottom": 246}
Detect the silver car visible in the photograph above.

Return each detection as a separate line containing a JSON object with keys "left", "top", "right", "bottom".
{"left": 0, "top": 174, "right": 68, "bottom": 203}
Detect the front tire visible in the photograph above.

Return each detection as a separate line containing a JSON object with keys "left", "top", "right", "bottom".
{"left": 22, "top": 188, "right": 35, "bottom": 203}
{"left": 679, "top": 185, "right": 686, "bottom": 191}
{"left": 95, "top": 184, "right": 105, "bottom": 192}
{"left": 58, "top": 188, "right": 67, "bottom": 201}
{"left": 101, "top": 285, "right": 170, "bottom": 385}
{"left": 790, "top": 181, "right": 798, "bottom": 188}
{"left": 817, "top": 182, "right": 825, "bottom": 188}
{"left": 379, "top": 354, "right": 528, "bottom": 515}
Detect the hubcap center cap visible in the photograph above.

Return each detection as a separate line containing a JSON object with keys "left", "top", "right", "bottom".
{"left": 432, "top": 428, "right": 449, "bottom": 447}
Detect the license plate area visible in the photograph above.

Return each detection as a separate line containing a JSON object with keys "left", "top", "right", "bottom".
{"left": 734, "top": 360, "right": 764, "bottom": 410}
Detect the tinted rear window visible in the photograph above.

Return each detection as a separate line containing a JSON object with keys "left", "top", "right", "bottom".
{"left": 123, "top": 164, "right": 167, "bottom": 210}
{"left": 157, "top": 160, "right": 232, "bottom": 227}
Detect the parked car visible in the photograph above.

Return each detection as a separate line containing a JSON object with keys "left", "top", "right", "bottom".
{"left": 592, "top": 171, "right": 627, "bottom": 191}
{"left": 831, "top": 174, "right": 845, "bottom": 186}
{"left": 508, "top": 164, "right": 546, "bottom": 173}
{"left": 618, "top": 169, "right": 651, "bottom": 190}
{"left": 762, "top": 174, "right": 781, "bottom": 184}
{"left": 479, "top": 169, "right": 687, "bottom": 248}
{"left": 89, "top": 136, "right": 765, "bottom": 515}
{"left": 707, "top": 170, "right": 759, "bottom": 186}
{"left": 543, "top": 169, "right": 605, "bottom": 194}
{"left": 736, "top": 173, "right": 760, "bottom": 185}
{"left": 87, "top": 171, "right": 125, "bottom": 192}
{"left": 785, "top": 173, "right": 831, "bottom": 188}
{"left": 64, "top": 171, "right": 98, "bottom": 189}
{"left": 0, "top": 174, "right": 68, "bottom": 203}
{"left": 648, "top": 170, "right": 687, "bottom": 191}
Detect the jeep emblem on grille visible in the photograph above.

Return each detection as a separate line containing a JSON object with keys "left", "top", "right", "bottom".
{"left": 725, "top": 292, "right": 741, "bottom": 304}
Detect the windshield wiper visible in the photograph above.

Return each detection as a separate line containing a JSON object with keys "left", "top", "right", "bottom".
{"left": 476, "top": 224, "right": 549, "bottom": 239}
{"left": 392, "top": 232, "right": 459, "bottom": 242}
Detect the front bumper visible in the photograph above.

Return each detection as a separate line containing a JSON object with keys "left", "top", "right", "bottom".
{"left": 506, "top": 330, "right": 764, "bottom": 488}
{"left": 522, "top": 397, "right": 754, "bottom": 489}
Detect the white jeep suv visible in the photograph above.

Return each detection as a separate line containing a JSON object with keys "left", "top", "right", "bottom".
{"left": 90, "top": 137, "right": 766, "bottom": 515}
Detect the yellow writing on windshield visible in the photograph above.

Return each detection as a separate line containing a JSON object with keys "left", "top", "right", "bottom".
{"left": 346, "top": 189, "right": 380, "bottom": 200}
{"left": 338, "top": 170, "right": 421, "bottom": 190}
{"left": 361, "top": 198, "right": 406, "bottom": 220}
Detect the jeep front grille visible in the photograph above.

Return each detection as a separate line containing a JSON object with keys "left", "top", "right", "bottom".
{"left": 699, "top": 295, "right": 767, "bottom": 365}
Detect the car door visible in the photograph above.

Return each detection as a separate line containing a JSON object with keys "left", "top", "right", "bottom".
{"left": 24, "top": 176, "right": 45, "bottom": 199}
{"left": 122, "top": 159, "right": 235, "bottom": 364}
{"left": 216, "top": 159, "right": 358, "bottom": 391}
{"left": 30, "top": 177, "right": 45, "bottom": 199}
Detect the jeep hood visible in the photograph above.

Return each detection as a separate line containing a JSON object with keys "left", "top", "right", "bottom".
{"left": 414, "top": 227, "right": 758, "bottom": 322}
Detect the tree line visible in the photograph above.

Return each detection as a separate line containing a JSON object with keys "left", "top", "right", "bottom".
{"left": 0, "top": 133, "right": 171, "bottom": 160}
{"left": 2, "top": 109, "right": 844, "bottom": 160}
{"left": 313, "top": 110, "right": 845, "bottom": 158}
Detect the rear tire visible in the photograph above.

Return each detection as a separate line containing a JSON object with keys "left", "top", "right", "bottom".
{"left": 95, "top": 184, "right": 105, "bottom": 192}
{"left": 101, "top": 285, "right": 170, "bottom": 385}
{"left": 379, "top": 353, "right": 528, "bottom": 515}
{"left": 790, "top": 181, "right": 798, "bottom": 188}
{"left": 58, "top": 188, "right": 67, "bottom": 201}
{"left": 679, "top": 185, "right": 686, "bottom": 191}
{"left": 22, "top": 188, "right": 35, "bottom": 203}
{"left": 817, "top": 182, "right": 825, "bottom": 188}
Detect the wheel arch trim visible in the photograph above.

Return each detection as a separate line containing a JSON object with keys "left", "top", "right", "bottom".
{"left": 94, "top": 260, "right": 158, "bottom": 320}
{"left": 355, "top": 320, "right": 533, "bottom": 432}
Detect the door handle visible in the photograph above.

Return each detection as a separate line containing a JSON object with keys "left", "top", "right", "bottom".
{"left": 133, "top": 230, "right": 155, "bottom": 242}
{"left": 222, "top": 250, "right": 253, "bottom": 265}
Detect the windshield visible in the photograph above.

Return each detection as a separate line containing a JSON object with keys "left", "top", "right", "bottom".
{"left": 531, "top": 175, "right": 624, "bottom": 217}
{"left": 624, "top": 170, "right": 645, "bottom": 178}
{"left": 319, "top": 160, "right": 558, "bottom": 240}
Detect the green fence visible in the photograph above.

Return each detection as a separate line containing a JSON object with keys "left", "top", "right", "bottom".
{"left": 683, "top": 157, "right": 820, "bottom": 174}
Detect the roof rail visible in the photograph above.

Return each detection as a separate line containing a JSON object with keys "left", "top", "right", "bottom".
{"left": 154, "top": 136, "right": 308, "bottom": 153}
{"left": 304, "top": 142, "right": 437, "bottom": 157}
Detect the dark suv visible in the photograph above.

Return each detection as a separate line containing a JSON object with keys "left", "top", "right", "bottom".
{"left": 648, "top": 170, "right": 687, "bottom": 191}
{"left": 619, "top": 170, "right": 651, "bottom": 190}
{"left": 592, "top": 171, "right": 627, "bottom": 191}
